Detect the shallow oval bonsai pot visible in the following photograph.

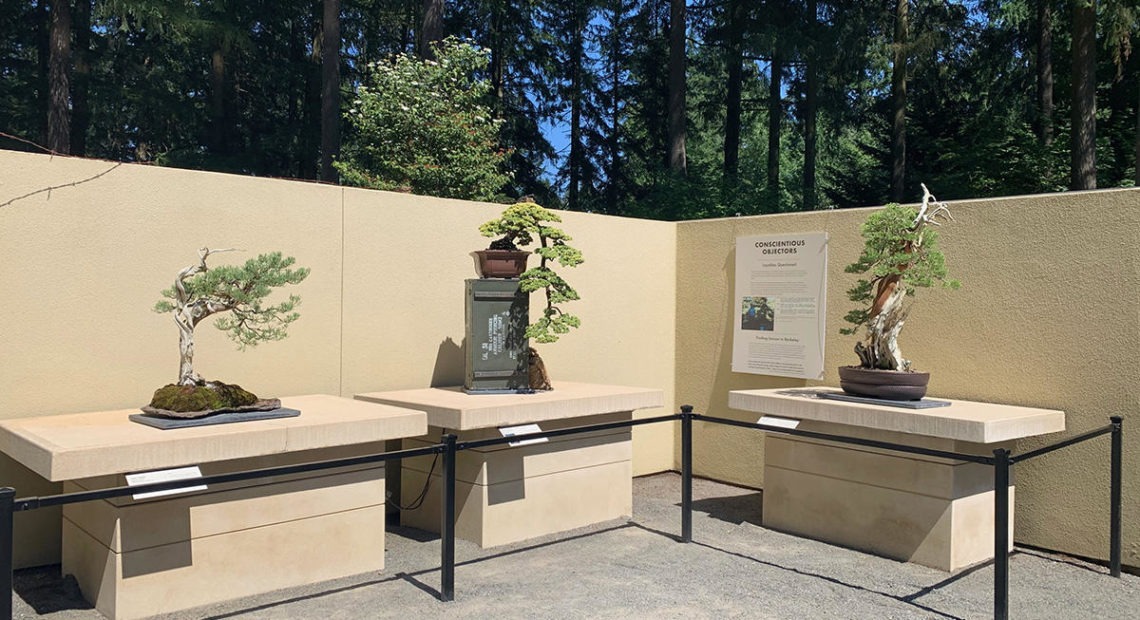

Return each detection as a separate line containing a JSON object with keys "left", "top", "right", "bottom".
{"left": 838, "top": 366, "right": 930, "bottom": 401}
{"left": 474, "top": 249, "right": 530, "bottom": 278}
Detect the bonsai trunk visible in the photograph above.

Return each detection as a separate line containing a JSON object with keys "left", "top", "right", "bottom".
{"left": 176, "top": 312, "right": 201, "bottom": 386}
{"left": 170, "top": 247, "right": 234, "bottom": 386}
{"left": 855, "top": 273, "right": 911, "bottom": 371}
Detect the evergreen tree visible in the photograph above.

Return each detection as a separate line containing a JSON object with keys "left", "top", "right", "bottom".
{"left": 1, "top": 0, "right": 1136, "bottom": 214}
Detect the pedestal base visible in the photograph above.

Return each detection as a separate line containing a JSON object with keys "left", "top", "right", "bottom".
{"left": 762, "top": 422, "right": 1013, "bottom": 572}
{"left": 61, "top": 445, "right": 388, "bottom": 620}
{"left": 401, "top": 413, "right": 633, "bottom": 547}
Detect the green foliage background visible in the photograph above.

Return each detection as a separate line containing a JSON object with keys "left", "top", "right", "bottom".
{"left": 336, "top": 38, "right": 511, "bottom": 200}
{"left": 1, "top": 0, "right": 1136, "bottom": 219}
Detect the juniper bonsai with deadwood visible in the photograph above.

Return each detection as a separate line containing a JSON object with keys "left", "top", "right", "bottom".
{"left": 840, "top": 185, "right": 959, "bottom": 371}
{"left": 479, "top": 200, "right": 583, "bottom": 343}
{"left": 149, "top": 248, "right": 309, "bottom": 412}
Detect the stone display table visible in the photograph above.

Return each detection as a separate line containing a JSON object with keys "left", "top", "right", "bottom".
{"left": 0, "top": 394, "right": 427, "bottom": 620}
{"left": 356, "top": 382, "right": 663, "bottom": 547}
{"left": 728, "top": 388, "right": 1065, "bottom": 571}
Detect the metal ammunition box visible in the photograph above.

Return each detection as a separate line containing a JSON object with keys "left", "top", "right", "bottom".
{"left": 464, "top": 278, "right": 529, "bottom": 393}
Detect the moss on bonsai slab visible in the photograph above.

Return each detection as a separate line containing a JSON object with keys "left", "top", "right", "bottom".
{"left": 148, "top": 381, "right": 259, "bottom": 413}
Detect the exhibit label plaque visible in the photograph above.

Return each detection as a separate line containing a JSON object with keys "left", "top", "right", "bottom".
{"left": 732, "top": 232, "right": 827, "bottom": 379}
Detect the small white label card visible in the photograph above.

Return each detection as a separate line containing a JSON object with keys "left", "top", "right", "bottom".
{"left": 758, "top": 416, "right": 801, "bottom": 430}
{"left": 499, "top": 423, "right": 548, "bottom": 447}
{"left": 126, "top": 466, "right": 207, "bottom": 500}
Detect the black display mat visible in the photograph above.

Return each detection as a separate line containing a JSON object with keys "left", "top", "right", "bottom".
{"left": 129, "top": 407, "right": 301, "bottom": 430}
{"left": 818, "top": 392, "right": 951, "bottom": 409}
{"left": 462, "top": 387, "right": 542, "bottom": 395}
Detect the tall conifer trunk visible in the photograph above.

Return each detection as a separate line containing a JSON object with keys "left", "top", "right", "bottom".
{"left": 803, "top": 0, "right": 818, "bottom": 211}
{"left": 606, "top": 0, "right": 622, "bottom": 214}
{"left": 36, "top": 0, "right": 49, "bottom": 144}
{"left": 890, "top": 0, "right": 908, "bottom": 202}
{"left": 767, "top": 50, "right": 782, "bottom": 203}
{"left": 47, "top": 0, "right": 71, "bottom": 154}
{"left": 723, "top": 0, "right": 745, "bottom": 180}
{"left": 490, "top": 1, "right": 504, "bottom": 106}
{"left": 568, "top": 8, "right": 585, "bottom": 209}
{"left": 1070, "top": 0, "right": 1097, "bottom": 190}
{"left": 320, "top": 0, "right": 341, "bottom": 182}
{"left": 288, "top": 17, "right": 305, "bottom": 175}
{"left": 1036, "top": 0, "right": 1054, "bottom": 145}
{"left": 71, "top": 0, "right": 91, "bottom": 155}
{"left": 301, "top": 13, "right": 321, "bottom": 180}
{"left": 419, "top": 0, "right": 443, "bottom": 59}
{"left": 209, "top": 49, "right": 227, "bottom": 155}
{"left": 667, "top": 0, "right": 687, "bottom": 174}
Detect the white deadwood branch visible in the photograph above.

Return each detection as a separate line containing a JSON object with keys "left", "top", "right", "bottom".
{"left": 914, "top": 183, "right": 954, "bottom": 232}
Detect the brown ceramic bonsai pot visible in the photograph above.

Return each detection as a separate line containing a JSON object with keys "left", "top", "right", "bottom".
{"left": 838, "top": 366, "right": 930, "bottom": 401}
{"left": 475, "top": 249, "right": 530, "bottom": 278}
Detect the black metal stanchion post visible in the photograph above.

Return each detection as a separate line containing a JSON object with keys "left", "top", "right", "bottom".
{"left": 993, "top": 449, "right": 1010, "bottom": 620}
{"left": 1110, "top": 416, "right": 1123, "bottom": 578}
{"left": 440, "top": 434, "right": 457, "bottom": 602}
{"left": 0, "top": 488, "right": 14, "bottom": 620}
{"left": 680, "top": 405, "right": 693, "bottom": 543}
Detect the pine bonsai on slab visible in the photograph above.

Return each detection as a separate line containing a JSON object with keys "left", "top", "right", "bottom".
{"left": 148, "top": 248, "right": 309, "bottom": 414}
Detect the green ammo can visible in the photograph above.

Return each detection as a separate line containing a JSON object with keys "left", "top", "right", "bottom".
{"left": 464, "top": 278, "right": 530, "bottom": 393}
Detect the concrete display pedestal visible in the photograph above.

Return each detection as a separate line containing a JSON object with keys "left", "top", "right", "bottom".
{"left": 729, "top": 388, "right": 1065, "bottom": 572}
{"left": 0, "top": 395, "right": 427, "bottom": 620}
{"left": 356, "top": 382, "right": 663, "bottom": 547}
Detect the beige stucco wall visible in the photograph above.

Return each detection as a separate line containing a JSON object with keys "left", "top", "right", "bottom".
{"left": 3, "top": 148, "right": 1136, "bottom": 571}
{"left": 675, "top": 188, "right": 1140, "bottom": 567}
{"left": 0, "top": 150, "right": 676, "bottom": 566}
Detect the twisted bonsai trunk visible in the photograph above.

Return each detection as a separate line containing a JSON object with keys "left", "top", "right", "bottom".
{"left": 172, "top": 247, "right": 236, "bottom": 385}
{"left": 855, "top": 271, "right": 912, "bottom": 370}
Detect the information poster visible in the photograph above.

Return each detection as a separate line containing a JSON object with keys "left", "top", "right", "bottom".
{"left": 732, "top": 232, "right": 828, "bottom": 379}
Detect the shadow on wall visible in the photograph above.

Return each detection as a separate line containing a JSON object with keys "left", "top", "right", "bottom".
{"left": 431, "top": 337, "right": 464, "bottom": 387}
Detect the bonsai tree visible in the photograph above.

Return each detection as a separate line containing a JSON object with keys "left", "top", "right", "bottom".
{"left": 479, "top": 200, "right": 583, "bottom": 344}
{"left": 149, "top": 248, "right": 309, "bottom": 413}
{"left": 840, "top": 185, "right": 959, "bottom": 371}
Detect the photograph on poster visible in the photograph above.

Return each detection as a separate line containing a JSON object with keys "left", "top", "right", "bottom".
{"left": 740, "top": 296, "right": 775, "bottom": 331}
{"left": 732, "top": 232, "right": 828, "bottom": 379}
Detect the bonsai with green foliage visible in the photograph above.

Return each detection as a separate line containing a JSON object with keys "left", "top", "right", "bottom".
{"left": 840, "top": 185, "right": 959, "bottom": 371}
{"left": 149, "top": 248, "right": 309, "bottom": 413}
{"left": 479, "top": 200, "right": 583, "bottom": 344}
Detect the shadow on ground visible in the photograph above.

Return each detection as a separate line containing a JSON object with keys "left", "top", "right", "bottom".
{"left": 13, "top": 567, "right": 90, "bottom": 614}
{"left": 206, "top": 522, "right": 641, "bottom": 619}
{"left": 687, "top": 489, "right": 763, "bottom": 527}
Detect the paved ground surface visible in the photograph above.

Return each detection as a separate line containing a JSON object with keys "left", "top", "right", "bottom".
{"left": 13, "top": 473, "right": 1139, "bottom": 619}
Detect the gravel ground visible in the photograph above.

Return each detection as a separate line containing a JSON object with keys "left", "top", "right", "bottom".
{"left": 13, "top": 473, "right": 1139, "bottom": 620}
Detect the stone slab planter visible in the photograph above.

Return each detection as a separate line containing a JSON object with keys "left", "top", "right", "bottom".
{"left": 838, "top": 366, "right": 930, "bottom": 401}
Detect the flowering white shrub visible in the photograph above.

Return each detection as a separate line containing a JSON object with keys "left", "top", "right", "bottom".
{"left": 335, "top": 37, "right": 511, "bottom": 201}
